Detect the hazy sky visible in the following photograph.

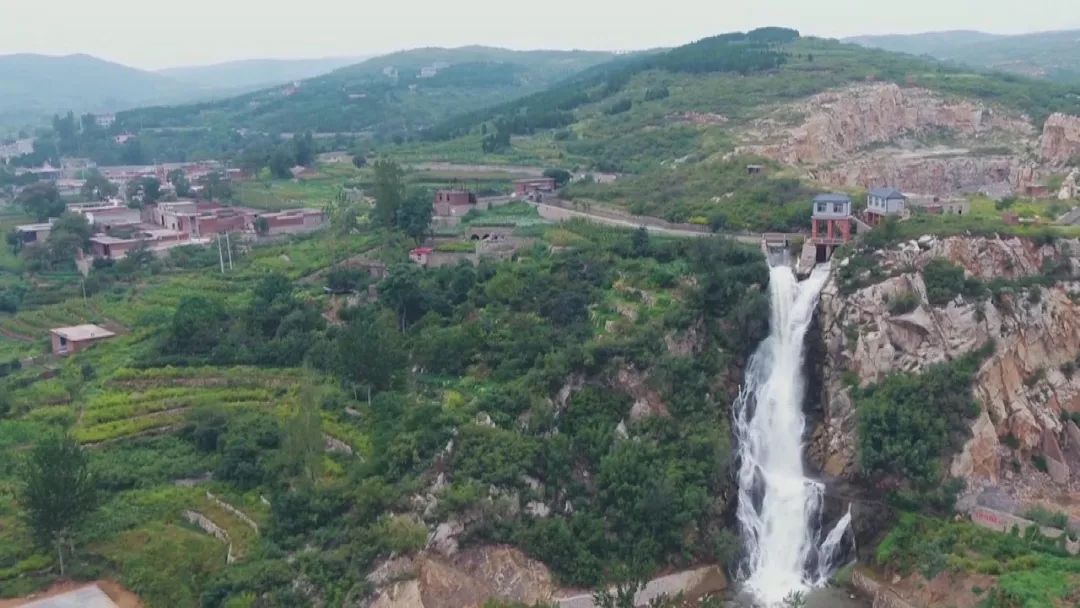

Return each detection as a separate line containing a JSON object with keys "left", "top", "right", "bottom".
{"left": 3, "top": 0, "right": 1079, "bottom": 70}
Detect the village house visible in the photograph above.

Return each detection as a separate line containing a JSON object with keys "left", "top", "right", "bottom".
{"left": 408, "top": 247, "right": 434, "bottom": 266}
{"left": 50, "top": 324, "right": 116, "bottom": 356}
{"left": 864, "top": 187, "right": 907, "bottom": 225}
{"left": 93, "top": 113, "right": 116, "bottom": 128}
{"left": 0, "top": 137, "right": 35, "bottom": 163}
{"left": 89, "top": 229, "right": 199, "bottom": 260}
{"left": 254, "top": 208, "right": 327, "bottom": 235}
{"left": 433, "top": 187, "right": 477, "bottom": 217}
{"left": 15, "top": 163, "right": 62, "bottom": 180}
{"left": 513, "top": 177, "right": 558, "bottom": 197}
{"left": 908, "top": 195, "right": 970, "bottom": 216}
{"left": 811, "top": 193, "right": 853, "bottom": 261}
{"left": 14, "top": 220, "right": 54, "bottom": 244}
{"left": 69, "top": 200, "right": 142, "bottom": 231}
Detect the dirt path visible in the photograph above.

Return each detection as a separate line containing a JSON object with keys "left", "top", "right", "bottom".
{"left": 0, "top": 580, "right": 142, "bottom": 608}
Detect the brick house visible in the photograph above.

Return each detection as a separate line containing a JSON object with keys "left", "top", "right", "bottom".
{"left": 513, "top": 177, "right": 557, "bottom": 197}
{"left": 434, "top": 188, "right": 477, "bottom": 217}
{"left": 50, "top": 324, "right": 116, "bottom": 355}
{"left": 811, "top": 193, "right": 853, "bottom": 261}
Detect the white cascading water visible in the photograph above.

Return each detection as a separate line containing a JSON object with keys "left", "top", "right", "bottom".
{"left": 733, "top": 261, "right": 851, "bottom": 606}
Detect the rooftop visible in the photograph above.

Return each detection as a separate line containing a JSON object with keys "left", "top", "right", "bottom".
{"left": 50, "top": 324, "right": 116, "bottom": 342}
{"left": 813, "top": 193, "right": 852, "bottom": 204}
{"left": 868, "top": 187, "right": 906, "bottom": 199}
{"left": 16, "top": 222, "right": 53, "bottom": 232}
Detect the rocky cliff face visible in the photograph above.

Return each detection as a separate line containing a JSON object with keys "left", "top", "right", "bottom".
{"left": 1039, "top": 112, "right": 1080, "bottom": 166}
{"left": 737, "top": 83, "right": 1080, "bottom": 196}
{"left": 746, "top": 83, "right": 1034, "bottom": 166}
{"left": 811, "top": 236, "right": 1080, "bottom": 508}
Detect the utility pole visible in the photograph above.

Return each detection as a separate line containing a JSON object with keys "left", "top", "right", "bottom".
{"left": 225, "top": 232, "right": 233, "bottom": 270}
{"left": 217, "top": 233, "right": 225, "bottom": 273}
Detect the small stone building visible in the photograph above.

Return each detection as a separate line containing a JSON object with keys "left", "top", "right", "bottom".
{"left": 50, "top": 324, "right": 116, "bottom": 356}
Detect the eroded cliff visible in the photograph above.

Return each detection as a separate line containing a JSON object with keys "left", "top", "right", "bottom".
{"left": 812, "top": 236, "right": 1080, "bottom": 512}
{"left": 739, "top": 83, "right": 1080, "bottom": 196}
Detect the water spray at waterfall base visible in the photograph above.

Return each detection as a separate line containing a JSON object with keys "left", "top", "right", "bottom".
{"left": 733, "top": 261, "right": 853, "bottom": 606}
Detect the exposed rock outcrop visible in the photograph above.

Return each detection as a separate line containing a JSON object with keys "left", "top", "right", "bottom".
{"left": 739, "top": 83, "right": 1053, "bottom": 195}
{"left": 812, "top": 236, "right": 1080, "bottom": 497}
{"left": 749, "top": 83, "right": 1033, "bottom": 165}
{"left": 1039, "top": 112, "right": 1080, "bottom": 166}
{"left": 364, "top": 545, "right": 555, "bottom": 608}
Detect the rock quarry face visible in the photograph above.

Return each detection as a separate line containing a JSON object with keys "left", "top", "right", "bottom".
{"left": 1039, "top": 112, "right": 1080, "bottom": 166}
{"left": 737, "top": 82, "right": 1080, "bottom": 196}
{"left": 746, "top": 83, "right": 1034, "bottom": 166}
{"left": 811, "top": 236, "right": 1080, "bottom": 500}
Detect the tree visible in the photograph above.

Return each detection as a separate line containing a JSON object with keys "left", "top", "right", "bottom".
{"left": 80, "top": 170, "right": 118, "bottom": 200}
{"left": 543, "top": 168, "right": 572, "bottom": 186}
{"left": 254, "top": 216, "right": 270, "bottom": 236}
{"left": 16, "top": 181, "right": 64, "bottom": 221}
{"left": 164, "top": 296, "right": 228, "bottom": 356}
{"left": 631, "top": 226, "right": 650, "bottom": 257}
{"left": 281, "top": 386, "right": 324, "bottom": 488}
{"left": 50, "top": 213, "right": 92, "bottom": 248}
{"left": 335, "top": 308, "right": 407, "bottom": 399}
{"left": 397, "top": 191, "right": 433, "bottom": 245}
{"left": 198, "top": 172, "right": 233, "bottom": 201}
{"left": 269, "top": 146, "right": 295, "bottom": 179}
{"left": 167, "top": 169, "right": 192, "bottom": 198}
{"left": 293, "top": 132, "right": 315, "bottom": 166}
{"left": 371, "top": 160, "right": 406, "bottom": 228}
{"left": 125, "top": 177, "right": 162, "bottom": 208}
{"left": 19, "top": 434, "right": 98, "bottom": 576}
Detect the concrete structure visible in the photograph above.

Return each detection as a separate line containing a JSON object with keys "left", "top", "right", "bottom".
{"left": 50, "top": 324, "right": 116, "bottom": 356}
{"left": 434, "top": 187, "right": 477, "bottom": 217}
{"left": 908, "top": 195, "right": 970, "bottom": 216}
{"left": 14, "top": 221, "right": 54, "bottom": 244}
{"left": 93, "top": 113, "right": 116, "bottom": 128}
{"left": 409, "top": 246, "right": 434, "bottom": 266}
{"left": 254, "top": 208, "right": 326, "bottom": 235}
{"left": 19, "top": 584, "right": 119, "bottom": 608}
{"left": 15, "top": 163, "right": 62, "bottom": 180}
{"left": 0, "top": 137, "right": 35, "bottom": 162}
{"left": 90, "top": 229, "right": 196, "bottom": 260}
{"left": 865, "top": 187, "right": 907, "bottom": 225}
{"left": 513, "top": 177, "right": 557, "bottom": 197}
{"left": 746, "top": 164, "right": 764, "bottom": 175}
{"left": 69, "top": 200, "right": 141, "bottom": 231}
{"left": 811, "top": 193, "right": 853, "bottom": 260}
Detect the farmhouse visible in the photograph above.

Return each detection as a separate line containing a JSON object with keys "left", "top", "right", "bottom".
{"left": 90, "top": 229, "right": 198, "bottom": 260}
{"left": 254, "top": 208, "right": 327, "bottom": 235}
{"left": 434, "top": 187, "right": 477, "bottom": 217}
{"left": 50, "top": 324, "right": 116, "bottom": 356}
{"left": 513, "top": 177, "right": 557, "bottom": 197}
{"left": 14, "top": 221, "right": 53, "bottom": 244}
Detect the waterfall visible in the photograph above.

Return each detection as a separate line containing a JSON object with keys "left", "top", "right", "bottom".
{"left": 733, "top": 262, "right": 851, "bottom": 606}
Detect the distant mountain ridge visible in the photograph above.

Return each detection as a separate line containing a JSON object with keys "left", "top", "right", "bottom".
{"left": 846, "top": 29, "right": 1080, "bottom": 83}
{"left": 157, "top": 56, "right": 370, "bottom": 92}
{"left": 0, "top": 53, "right": 372, "bottom": 131}
{"left": 116, "top": 47, "right": 616, "bottom": 136}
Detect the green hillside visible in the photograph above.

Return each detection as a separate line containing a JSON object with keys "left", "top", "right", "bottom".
{"left": 0, "top": 54, "right": 193, "bottom": 129}
{"left": 848, "top": 29, "right": 1080, "bottom": 83}
{"left": 117, "top": 47, "right": 616, "bottom": 137}
{"left": 404, "top": 30, "right": 1080, "bottom": 230}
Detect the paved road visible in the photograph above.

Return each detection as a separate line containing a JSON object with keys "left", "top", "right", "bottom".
{"left": 531, "top": 201, "right": 768, "bottom": 244}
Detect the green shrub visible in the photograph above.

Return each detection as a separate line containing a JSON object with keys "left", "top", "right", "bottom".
{"left": 887, "top": 291, "right": 919, "bottom": 315}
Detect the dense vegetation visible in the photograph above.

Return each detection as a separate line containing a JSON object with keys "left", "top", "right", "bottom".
{"left": 876, "top": 513, "right": 1080, "bottom": 607}
{"left": 855, "top": 343, "right": 992, "bottom": 485}
{"left": 0, "top": 180, "right": 773, "bottom": 606}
